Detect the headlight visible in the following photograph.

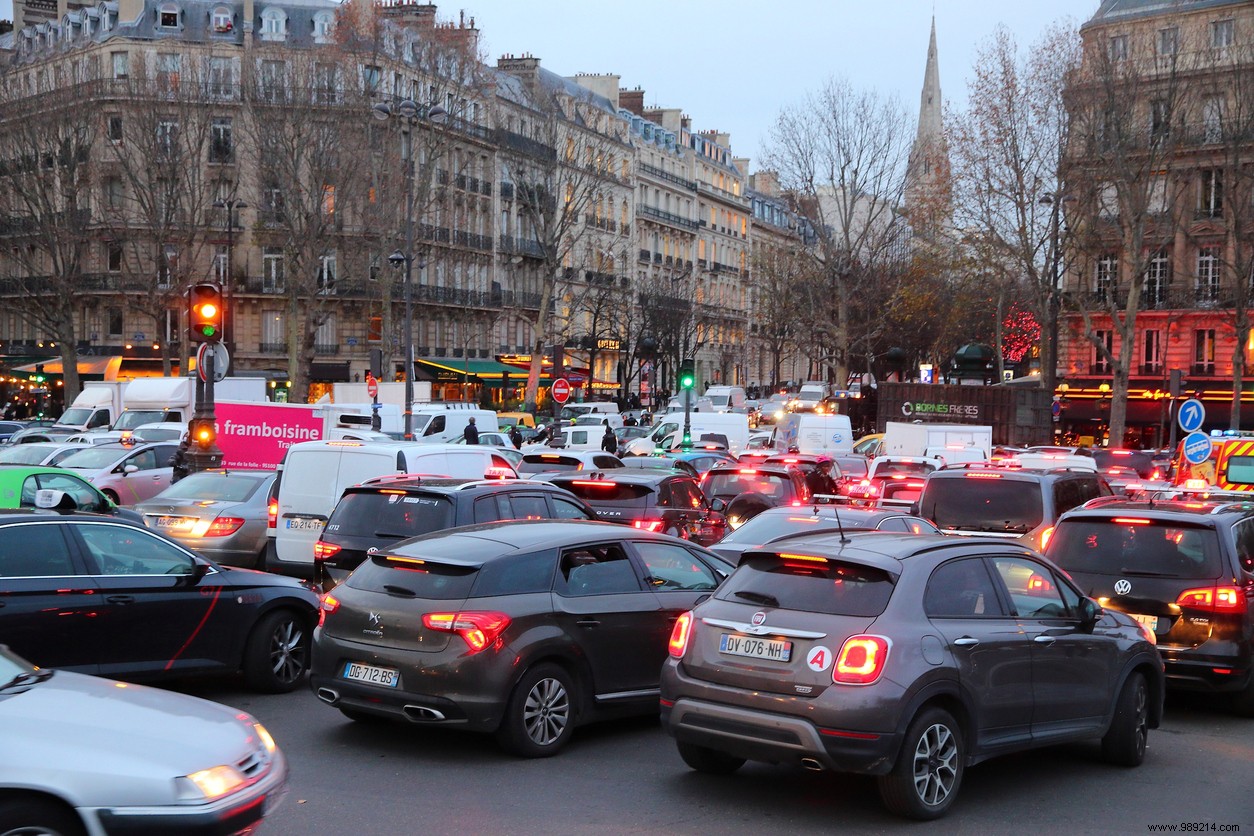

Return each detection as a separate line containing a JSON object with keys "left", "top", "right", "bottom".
{"left": 253, "top": 723, "right": 276, "bottom": 754}
{"left": 178, "top": 765, "right": 247, "bottom": 801}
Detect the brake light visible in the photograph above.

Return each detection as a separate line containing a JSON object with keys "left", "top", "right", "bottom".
{"left": 571, "top": 479, "right": 618, "bottom": 488}
{"left": 633, "top": 519, "right": 665, "bottom": 533}
{"left": 965, "top": 472, "right": 1002, "bottom": 479}
{"left": 1026, "top": 573, "right": 1054, "bottom": 593}
{"left": 668, "top": 611, "right": 694, "bottom": 658}
{"left": 1176, "top": 586, "right": 1246, "bottom": 613}
{"left": 422, "top": 611, "right": 512, "bottom": 653}
{"left": 738, "top": 468, "right": 758, "bottom": 475}
{"left": 378, "top": 489, "right": 407, "bottom": 495}
{"left": 313, "top": 540, "right": 342, "bottom": 562}
{"left": 1112, "top": 517, "right": 1151, "bottom": 525}
{"left": 833, "top": 635, "right": 890, "bottom": 685}
{"left": 1112, "top": 450, "right": 1131, "bottom": 456}
{"left": 318, "top": 593, "right": 339, "bottom": 628}
{"left": 1040, "top": 526, "right": 1055, "bottom": 550}
{"left": 192, "top": 516, "right": 245, "bottom": 538}
{"left": 267, "top": 499, "right": 278, "bottom": 529}
{"left": 776, "top": 552, "right": 828, "bottom": 563}
{"left": 1151, "top": 469, "right": 1162, "bottom": 481}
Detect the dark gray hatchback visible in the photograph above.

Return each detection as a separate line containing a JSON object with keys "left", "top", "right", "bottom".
{"left": 660, "top": 532, "right": 1163, "bottom": 819}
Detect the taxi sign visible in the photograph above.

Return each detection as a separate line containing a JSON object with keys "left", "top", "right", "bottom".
{"left": 1178, "top": 399, "right": 1205, "bottom": 433}
{"left": 1183, "top": 431, "right": 1213, "bottom": 465}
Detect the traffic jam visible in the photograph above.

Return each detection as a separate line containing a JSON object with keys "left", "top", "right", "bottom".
{"left": 0, "top": 378, "right": 1251, "bottom": 831}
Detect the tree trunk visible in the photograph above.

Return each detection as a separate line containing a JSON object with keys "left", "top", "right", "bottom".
{"left": 523, "top": 272, "right": 554, "bottom": 414}
{"left": 58, "top": 334, "right": 81, "bottom": 405}
{"left": 1232, "top": 319, "right": 1249, "bottom": 432}
{"left": 286, "top": 292, "right": 307, "bottom": 402}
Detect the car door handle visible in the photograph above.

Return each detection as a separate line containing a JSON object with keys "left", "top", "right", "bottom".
{"left": 576, "top": 619, "right": 601, "bottom": 628}
{"left": 1033, "top": 634, "right": 1056, "bottom": 646}
{"left": 952, "top": 637, "right": 979, "bottom": 648}
{"left": 106, "top": 595, "right": 136, "bottom": 605}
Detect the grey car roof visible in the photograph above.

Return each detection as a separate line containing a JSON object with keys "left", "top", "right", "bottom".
{"left": 388, "top": 518, "right": 685, "bottom": 561}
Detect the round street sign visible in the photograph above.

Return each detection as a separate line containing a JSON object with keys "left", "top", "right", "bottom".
{"left": 1178, "top": 398, "right": 1205, "bottom": 433}
{"left": 195, "top": 342, "right": 229, "bottom": 383}
{"left": 367, "top": 376, "right": 379, "bottom": 399}
{"left": 551, "top": 378, "right": 572, "bottom": 404}
{"left": 1182, "top": 431, "right": 1213, "bottom": 465}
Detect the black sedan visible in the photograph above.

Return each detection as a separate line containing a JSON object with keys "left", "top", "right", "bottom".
{"left": 312, "top": 520, "right": 735, "bottom": 756}
{"left": 0, "top": 511, "right": 319, "bottom": 692}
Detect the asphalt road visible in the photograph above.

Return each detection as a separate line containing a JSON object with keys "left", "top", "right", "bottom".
{"left": 173, "top": 679, "right": 1252, "bottom": 836}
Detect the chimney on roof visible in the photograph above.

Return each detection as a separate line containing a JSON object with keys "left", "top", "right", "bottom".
{"left": 498, "top": 53, "right": 542, "bottom": 92}
{"left": 619, "top": 88, "right": 644, "bottom": 116}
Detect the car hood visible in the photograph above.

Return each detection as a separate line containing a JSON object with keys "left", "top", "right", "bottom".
{"left": 1, "top": 671, "right": 263, "bottom": 800}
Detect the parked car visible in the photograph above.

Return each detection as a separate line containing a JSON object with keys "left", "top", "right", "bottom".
{"left": 1090, "top": 448, "right": 1159, "bottom": 480}
{"left": 0, "top": 441, "right": 83, "bottom": 467}
{"left": 134, "top": 469, "right": 277, "bottom": 569}
{"left": 313, "top": 477, "right": 597, "bottom": 591}
{"left": 0, "top": 465, "right": 140, "bottom": 521}
{"left": 0, "top": 420, "right": 29, "bottom": 443}
{"left": 1045, "top": 494, "right": 1254, "bottom": 714}
{"left": 56, "top": 440, "right": 179, "bottom": 505}
{"left": 0, "top": 645, "right": 288, "bottom": 834}
{"left": 707, "top": 505, "right": 941, "bottom": 564}
{"left": 311, "top": 519, "right": 735, "bottom": 755}
{"left": 661, "top": 532, "right": 1163, "bottom": 819}
{"left": 700, "top": 462, "right": 811, "bottom": 508}
{"left": 548, "top": 470, "right": 728, "bottom": 545}
{"left": 516, "top": 450, "right": 624, "bottom": 479}
{"left": 0, "top": 511, "right": 319, "bottom": 692}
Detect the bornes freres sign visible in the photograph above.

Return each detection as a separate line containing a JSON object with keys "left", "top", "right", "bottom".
{"left": 901, "top": 401, "right": 982, "bottom": 419}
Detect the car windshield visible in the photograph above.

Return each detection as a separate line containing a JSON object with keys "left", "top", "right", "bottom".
{"left": 717, "top": 554, "right": 894, "bottom": 616}
{"left": 705, "top": 471, "right": 791, "bottom": 501}
{"left": 0, "top": 445, "right": 53, "bottom": 464}
{"left": 57, "top": 447, "right": 126, "bottom": 469}
{"left": 1047, "top": 520, "right": 1223, "bottom": 579}
{"left": 156, "top": 472, "right": 266, "bottom": 502}
{"left": 873, "top": 460, "right": 935, "bottom": 478}
{"left": 719, "top": 513, "right": 848, "bottom": 544}
{"left": 329, "top": 491, "right": 455, "bottom": 540}
{"left": 920, "top": 478, "right": 1043, "bottom": 534}
{"left": 518, "top": 456, "right": 583, "bottom": 474}
{"left": 112, "top": 410, "right": 166, "bottom": 430}
{"left": 57, "top": 408, "right": 92, "bottom": 425}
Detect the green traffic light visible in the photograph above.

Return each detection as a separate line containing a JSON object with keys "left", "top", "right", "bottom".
{"left": 201, "top": 325, "right": 217, "bottom": 337}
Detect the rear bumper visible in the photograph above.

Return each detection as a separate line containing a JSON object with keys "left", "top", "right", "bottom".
{"left": 264, "top": 539, "right": 314, "bottom": 580}
{"left": 1161, "top": 650, "right": 1252, "bottom": 693}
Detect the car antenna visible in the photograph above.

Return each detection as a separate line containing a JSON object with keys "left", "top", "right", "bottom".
{"left": 831, "top": 501, "right": 850, "bottom": 544}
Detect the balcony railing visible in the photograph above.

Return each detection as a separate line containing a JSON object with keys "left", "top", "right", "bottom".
{"left": 639, "top": 205, "right": 700, "bottom": 231}
{"left": 638, "top": 162, "right": 698, "bottom": 191}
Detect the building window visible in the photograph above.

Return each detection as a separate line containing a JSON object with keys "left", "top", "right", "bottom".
{"left": 209, "top": 117, "right": 233, "bottom": 164}
{"left": 157, "top": 2, "right": 179, "bottom": 28}
{"left": 107, "top": 308, "right": 124, "bottom": 338}
{"left": 261, "top": 311, "right": 284, "bottom": 348}
{"left": 156, "top": 119, "right": 179, "bottom": 157}
{"left": 157, "top": 243, "right": 177, "bottom": 288}
{"left": 1202, "top": 95, "right": 1225, "bottom": 143}
{"left": 260, "top": 7, "right": 287, "bottom": 40}
{"left": 1212, "top": 19, "right": 1235, "bottom": 52}
{"left": 313, "top": 63, "right": 338, "bottom": 104}
{"left": 207, "top": 56, "right": 235, "bottom": 99}
{"left": 1093, "top": 329, "right": 1113, "bottom": 374}
{"left": 313, "top": 11, "right": 333, "bottom": 41}
{"left": 155, "top": 52, "right": 180, "bottom": 93}
{"left": 104, "top": 177, "right": 123, "bottom": 209}
{"left": 262, "top": 247, "right": 285, "bottom": 292}
{"left": 106, "top": 115, "right": 123, "bottom": 142}
{"left": 1199, "top": 169, "right": 1223, "bottom": 218}
{"left": 1143, "top": 330, "right": 1163, "bottom": 374}
{"left": 211, "top": 5, "right": 232, "bottom": 33}
{"left": 1144, "top": 249, "right": 1170, "bottom": 308}
{"left": 213, "top": 245, "right": 228, "bottom": 282}
{"left": 1095, "top": 254, "right": 1118, "bottom": 301}
{"left": 110, "top": 51, "right": 128, "bottom": 79}
{"left": 1194, "top": 329, "right": 1216, "bottom": 374}
{"left": 1197, "top": 246, "right": 1221, "bottom": 302}
{"left": 318, "top": 252, "right": 336, "bottom": 294}
{"left": 362, "top": 64, "right": 381, "bottom": 95}
{"left": 1150, "top": 100, "right": 1171, "bottom": 144}
{"left": 315, "top": 314, "right": 336, "bottom": 350}
{"left": 1158, "top": 26, "right": 1178, "bottom": 57}
{"left": 106, "top": 242, "right": 122, "bottom": 272}
{"left": 260, "top": 60, "right": 285, "bottom": 102}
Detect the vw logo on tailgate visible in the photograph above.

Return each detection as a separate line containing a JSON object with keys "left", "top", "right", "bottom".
{"left": 1113, "top": 579, "right": 1132, "bottom": 595}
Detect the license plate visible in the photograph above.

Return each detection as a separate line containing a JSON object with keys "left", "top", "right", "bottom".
{"left": 154, "top": 516, "right": 192, "bottom": 529}
{"left": 719, "top": 633, "right": 793, "bottom": 662}
{"left": 285, "top": 518, "right": 324, "bottom": 531}
{"left": 1128, "top": 613, "right": 1159, "bottom": 632}
{"left": 342, "top": 661, "right": 399, "bottom": 688}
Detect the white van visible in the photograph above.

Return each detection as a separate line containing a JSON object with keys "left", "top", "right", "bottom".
{"left": 558, "top": 402, "right": 620, "bottom": 422}
{"left": 703, "top": 386, "right": 746, "bottom": 413}
{"left": 645, "top": 413, "right": 751, "bottom": 455}
{"left": 265, "top": 440, "right": 518, "bottom": 577}
{"left": 774, "top": 413, "right": 853, "bottom": 456}
{"left": 411, "top": 405, "right": 499, "bottom": 443}
{"left": 571, "top": 413, "right": 625, "bottom": 430}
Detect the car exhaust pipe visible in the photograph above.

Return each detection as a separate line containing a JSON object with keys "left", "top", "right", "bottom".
{"left": 403, "top": 705, "right": 446, "bottom": 722}
{"left": 800, "top": 758, "right": 824, "bottom": 772}
{"left": 316, "top": 688, "right": 339, "bottom": 705}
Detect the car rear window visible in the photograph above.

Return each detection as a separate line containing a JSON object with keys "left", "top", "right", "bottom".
{"left": 717, "top": 553, "right": 894, "bottom": 616}
{"left": 157, "top": 472, "right": 265, "bottom": 502}
{"left": 347, "top": 554, "right": 478, "bottom": 599}
{"left": 1091, "top": 450, "right": 1154, "bottom": 479}
{"left": 519, "top": 455, "right": 583, "bottom": 474}
{"left": 326, "top": 491, "right": 455, "bottom": 539}
{"left": 720, "top": 513, "right": 843, "bottom": 544}
{"left": 1047, "top": 519, "right": 1224, "bottom": 579}
{"left": 920, "top": 477, "right": 1043, "bottom": 533}
{"left": 705, "top": 471, "right": 791, "bottom": 501}
{"left": 555, "top": 480, "right": 653, "bottom": 506}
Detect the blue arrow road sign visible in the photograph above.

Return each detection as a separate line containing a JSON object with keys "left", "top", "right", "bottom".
{"left": 1183, "top": 431, "right": 1213, "bottom": 465}
{"left": 1178, "top": 399, "right": 1205, "bottom": 433}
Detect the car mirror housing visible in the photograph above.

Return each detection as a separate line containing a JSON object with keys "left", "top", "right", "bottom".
{"left": 123, "top": 464, "right": 140, "bottom": 474}
{"left": 1079, "top": 596, "right": 1103, "bottom": 632}
{"left": 710, "top": 498, "right": 727, "bottom": 512}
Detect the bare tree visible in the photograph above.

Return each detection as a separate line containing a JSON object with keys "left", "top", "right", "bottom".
{"left": 748, "top": 241, "right": 811, "bottom": 389}
{"left": 765, "top": 77, "right": 914, "bottom": 386}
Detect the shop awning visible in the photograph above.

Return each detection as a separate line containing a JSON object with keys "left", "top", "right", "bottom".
{"left": 13, "top": 356, "right": 123, "bottom": 377}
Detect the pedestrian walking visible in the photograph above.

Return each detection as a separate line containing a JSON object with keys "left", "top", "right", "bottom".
{"left": 463, "top": 416, "right": 480, "bottom": 445}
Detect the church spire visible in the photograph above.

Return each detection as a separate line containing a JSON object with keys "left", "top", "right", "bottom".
{"left": 906, "top": 16, "right": 950, "bottom": 223}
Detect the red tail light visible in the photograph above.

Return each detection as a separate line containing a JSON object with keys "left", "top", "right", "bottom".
{"left": 1177, "top": 586, "right": 1247, "bottom": 613}
{"left": 1039, "top": 526, "right": 1055, "bottom": 550}
{"left": 313, "top": 540, "right": 341, "bottom": 562}
{"left": 738, "top": 468, "right": 758, "bottom": 475}
{"left": 833, "top": 635, "right": 890, "bottom": 685}
{"left": 571, "top": 480, "right": 618, "bottom": 489}
{"left": 203, "top": 517, "right": 244, "bottom": 537}
{"left": 965, "top": 472, "right": 1002, "bottom": 479}
{"left": 318, "top": 593, "right": 339, "bottom": 628}
{"left": 422, "top": 611, "right": 512, "bottom": 653}
{"left": 1026, "top": 573, "right": 1054, "bottom": 594}
{"left": 267, "top": 499, "right": 278, "bottom": 529}
{"left": 668, "top": 611, "right": 694, "bottom": 658}
{"left": 633, "top": 519, "right": 665, "bottom": 533}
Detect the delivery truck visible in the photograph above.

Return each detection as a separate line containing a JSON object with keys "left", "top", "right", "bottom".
{"left": 55, "top": 381, "right": 129, "bottom": 431}
{"left": 213, "top": 401, "right": 394, "bottom": 470}
{"left": 112, "top": 376, "right": 267, "bottom": 430}
{"left": 882, "top": 421, "right": 993, "bottom": 458}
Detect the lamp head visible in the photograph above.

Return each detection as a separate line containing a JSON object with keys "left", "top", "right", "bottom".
{"left": 387, "top": 249, "right": 406, "bottom": 268}
{"left": 397, "top": 98, "right": 419, "bottom": 119}
{"left": 371, "top": 102, "right": 392, "bottom": 122}
{"left": 427, "top": 105, "right": 448, "bottom": 124}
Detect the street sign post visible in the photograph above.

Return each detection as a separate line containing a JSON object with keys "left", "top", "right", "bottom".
{"left": 1178, "top": 398, "right": 1205, "bottom": 433}
{"left": 367, "top": 376, "right": 379, "bottom": 399}
{"left": 1183, "top": 431, "right": 1213, "bottom": 465}
{"left": 552, "top": 378, "right": 571, "bottom": 404}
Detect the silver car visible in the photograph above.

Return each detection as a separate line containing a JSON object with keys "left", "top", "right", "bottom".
{"left": 0, "top": 645, "right": 287, "bottom": 834}
{"left": 56, "top": 441, "right": 179, "bottom": 506}
{"left": 134, "top": 469, "right": 277, "bottom": 568}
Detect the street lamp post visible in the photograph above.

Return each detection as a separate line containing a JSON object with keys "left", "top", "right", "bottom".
{"left": 212, "top": 198, "right": 247, "bottom": 351}
{"left": 372, "top": 97, "right": 447, "bottom": 441}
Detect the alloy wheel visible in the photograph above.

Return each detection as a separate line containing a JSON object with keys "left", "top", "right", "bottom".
{"left": 912, "top": 722, "right": 959, "bottom": 807}
{"left": 522, "top": 676, "right": 570, "bottom": 746}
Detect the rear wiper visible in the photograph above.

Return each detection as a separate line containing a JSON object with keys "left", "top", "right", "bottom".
{"left": 0, "top": 669, "right": 54, "bottom": 692}
{"left": 382, "top": 584, "right": 417, "bottom": 598}
{"left": 733, "top": 590, "right": 780, "bottom": 607}
{"left": 373, "top": 532, "right": 410, "bottom": 540}
{"left": 1118, "top": 568, "right": 1176, "bottom": 577}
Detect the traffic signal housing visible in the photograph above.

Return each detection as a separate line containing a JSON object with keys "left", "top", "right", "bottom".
{"left": 678, "top": 358, "right": 695, "bottom": 391}
{"left": 189, "top": 283, "right": 224, "bottom": 343}
{"left": 189, "top": 417, "right": 216, "bottom": 451}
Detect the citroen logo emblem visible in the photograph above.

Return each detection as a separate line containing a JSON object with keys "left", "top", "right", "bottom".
{"left": 367, "top": 612, "right": 382, "bottom": 626}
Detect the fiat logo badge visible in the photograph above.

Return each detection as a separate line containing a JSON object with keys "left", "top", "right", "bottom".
{"left": 1114, "top": 579, "right": 1132, "bottom": 595}
{"left": 751, "top": 611, "right": 767, "bottom": 626}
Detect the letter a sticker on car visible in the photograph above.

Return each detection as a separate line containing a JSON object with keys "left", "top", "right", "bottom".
{"left": 807, "top": 646, "right": 832, "bottom": 672}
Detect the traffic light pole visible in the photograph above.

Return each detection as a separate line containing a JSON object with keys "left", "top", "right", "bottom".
{"left": 187, "top": 345, "right": 223, "bottom": 474}
{"left": 682, "top": 386, "right": 692, "bottom": 451}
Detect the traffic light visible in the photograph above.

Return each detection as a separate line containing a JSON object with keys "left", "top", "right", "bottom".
{"left": 1169, "top": 369, "right": 1186, "bottom": 399}
{"left": 678, "top": 358, "right": 695, "bottom": 391}
{"left": 189, "top": 417, "right": 216, "bottom": 451}
{"left": 189, "top": 283, "right": 224, "bottom": 343}
{"left": 33, "top": 364, "right": 45, "bottom": 384}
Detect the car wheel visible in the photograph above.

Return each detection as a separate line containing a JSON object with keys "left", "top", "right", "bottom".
{"left": 0, "top": 797, "right": 86, "bottom": 836}
{"left": 242, "top": 609, "right": 310, "bottom": 693}
{"left": 876, "top": 707, "right": 964, "bottom": 820}
{"left": 102, "top": 489, "right": 120, "bottom": 505}
{"left": 676, "top": 741, "right": 745, "bottom": 775}
{"left": 1101, "top": 672, "right": 1149, "bottom": 765}
{"left": 1232, "top": 676, "right": 1254, "bottom": 717}
{"left": 496, "top": 663, "right": 576, "bottom": 758}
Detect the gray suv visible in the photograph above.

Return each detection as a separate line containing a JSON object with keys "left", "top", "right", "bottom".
{"left": 660, "top": 532, "right": 1162, "bottom": 819}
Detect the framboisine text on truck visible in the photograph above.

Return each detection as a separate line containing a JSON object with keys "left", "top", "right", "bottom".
{"left": 219, "top": 419, "right": 321, "bottom": 444}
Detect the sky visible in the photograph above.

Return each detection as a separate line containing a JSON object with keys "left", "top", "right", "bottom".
{"left": 1, "top": 0, "right": 1100, "bottom": 162}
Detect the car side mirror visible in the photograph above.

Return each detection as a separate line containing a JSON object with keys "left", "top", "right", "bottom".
{"left": 123, "top": 464, "right": 139, "bottom": 474}
{"left": 909, "top": 502, "right": 920, "bottom": 515}
{"left": 1078, "top": 596, "right": 1103, "bottom": 632}
{"left": 710, "top": 498, "right": 727, "bottom": 512}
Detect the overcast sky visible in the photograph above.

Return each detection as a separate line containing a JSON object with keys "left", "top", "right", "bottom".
{"left": 2, "top": 0, "right": 1100, "bottom": 162}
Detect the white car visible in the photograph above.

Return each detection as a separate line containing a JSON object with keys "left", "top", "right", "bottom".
{"left": 0, "top": 645, "right": 288, "bottom": 834}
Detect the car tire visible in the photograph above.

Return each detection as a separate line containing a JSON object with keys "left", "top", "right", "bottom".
{"left": 1101, "top": 672, "right": 1149, "bottom": 765}
{"left": 495, "top": 663, "right": 576, "bottom": 758}
{"left": 242, "top": 609, "right": 310, "bottom": 694}
{"left": 0, "top": 797, "right": 86, "bottom": 836}
{"left": 1232, "top": 677, "right": 1254, "bottom": 717}
{"left": 102, "top": 489, "right": 120, "bottom": 505}
{"left": 876, "top": 707, "right": 964, "bottom": 821}
{"left": 676, "top": 741, "right": 745, "bottom": 775}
